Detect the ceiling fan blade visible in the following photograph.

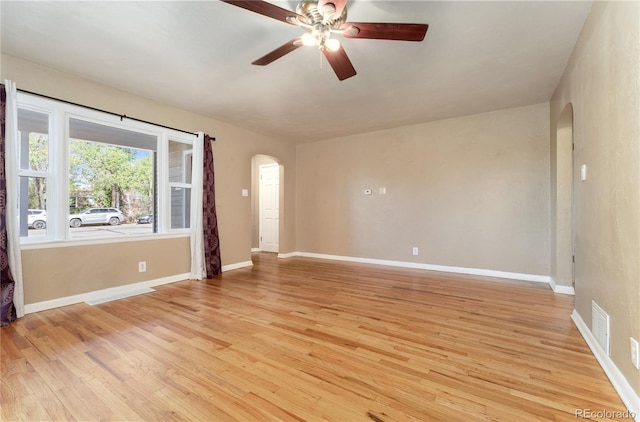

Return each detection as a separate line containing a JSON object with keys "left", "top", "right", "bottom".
{"left": 323, "top": 45, "right": 357, "bottom": 81}
{"left": 341, "top": 22, "right": 428, "bottom": 41}
{"left": 220, "top": 0, "right": 302, "bottom": 25}
{"left": 252, "top": 38, "right": 302, "bottom": 66}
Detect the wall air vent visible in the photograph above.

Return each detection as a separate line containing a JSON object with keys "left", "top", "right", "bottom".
{"left": 591, "top": 301, "right": 610, "bottom": 356}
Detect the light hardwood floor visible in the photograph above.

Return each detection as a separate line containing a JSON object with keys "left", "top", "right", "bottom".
{"left": 1, "top": 253, "right": 630, "bottom": 421}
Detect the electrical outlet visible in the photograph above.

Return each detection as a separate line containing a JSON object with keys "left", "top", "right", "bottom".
{"left": 138, "top": 261, "right": 146, "bottom": 273}
{"left": 412, "top": 247, "right": 419, "bottom": 256}
{"left": 631, "top": 337, "right": 640, "bottom": 369}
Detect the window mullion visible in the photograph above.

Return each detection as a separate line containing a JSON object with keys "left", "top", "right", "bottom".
{"left": 18, "top": 169, "right": 48, "bottom": 178}
{"left": 50, "top": 109, "right": 68, "bottom": 241}
{"left": 169, "top": 182, "right": 192, "bottom": 189}
{"left": 158, "top": 133, "right": 169, "bottom": 234}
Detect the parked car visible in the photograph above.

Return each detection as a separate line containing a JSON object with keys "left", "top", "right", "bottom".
{"left": 28, "top": 209, "right": 47, "bottom": 229}
{"left": 136, "top": 214, "right": 153, "bottom": 224}
{"left": 69, "top": 208, "right": 124, "bottom": 228}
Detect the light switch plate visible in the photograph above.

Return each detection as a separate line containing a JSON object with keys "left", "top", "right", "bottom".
{"left": 581, "top": 164, "right": 587, "bottom": 181}
{"left": 242, "top": 189, "right": 249, "bottom": 197}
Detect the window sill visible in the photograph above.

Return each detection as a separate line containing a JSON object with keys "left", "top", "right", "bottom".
{"left": 20, "top": 232, "right": 189, "bottom": 250}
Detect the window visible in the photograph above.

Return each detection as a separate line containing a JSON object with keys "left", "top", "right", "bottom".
{"left": 17, "top": 108, "right": 50, "bottom": 240}
{"left": 168, "top": 140, "right": 192, "bottom": 229}
{"left": 68, "top": 118, "right": 157, "bottom": 238}
{"left": 16, "top": 93, "right": 196, "bottom": 243}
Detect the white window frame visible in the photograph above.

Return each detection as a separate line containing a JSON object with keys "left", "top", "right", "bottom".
{"left": 166, "top": 139, "right": 193, "bottom": 230}
{"left": 16, "top": 92, "right": 196, "bottom": 246}
{"left": 16, "top": 101, "right": 60, "bottom": 242}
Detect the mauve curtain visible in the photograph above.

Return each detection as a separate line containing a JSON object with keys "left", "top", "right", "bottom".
{"left": 1, "top": 83, "right": 16, "bottom": 325}
{"left": 202, "top": 134, "right": 221, "bottom": 277}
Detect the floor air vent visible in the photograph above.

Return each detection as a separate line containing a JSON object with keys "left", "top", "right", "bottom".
{"left": 591, "top": 301, "right": 610, "bottom": 356}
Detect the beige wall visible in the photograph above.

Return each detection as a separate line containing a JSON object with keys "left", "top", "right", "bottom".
{"left": 550, "top": 1, "right": 640, "bottom": 395}
{"left": 296, "top": 103, "right": 550, "bottom": 276}
{"left": 22, "top": 237, "right": 190, "bottom": 303}
{"left": 2, "top": 54, "right": 297, "bottom": 304}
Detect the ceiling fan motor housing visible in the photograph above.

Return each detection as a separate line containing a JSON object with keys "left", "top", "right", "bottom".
{"left": 296, "top": 0, "right": 347, "bottom": 29}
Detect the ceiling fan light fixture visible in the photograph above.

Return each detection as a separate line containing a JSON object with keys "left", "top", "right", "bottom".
{"left": 301, "top": 32, "right": 317, "bottom": 46}
{"left": 325, "top": 38, "right": 340, "bottom": 52}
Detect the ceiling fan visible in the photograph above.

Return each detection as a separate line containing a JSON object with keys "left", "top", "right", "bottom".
{"left": 220, "top": 0, "right": 429, "bottom": 81}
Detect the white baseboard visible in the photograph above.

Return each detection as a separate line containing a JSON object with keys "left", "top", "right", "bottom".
{"left": 221, "top": 260, "right": 253, "bottom": 272}
{"left": 549, "top": 277, "right": 576, "bottom": 295}
{"left": 277, "top": 252, "right": 297, "bottom": 259}
{"left": 25, "top": 260, "right": 255, "bottom": 313}
{"left": 251, "top": 248, "right": 261, "bottom": 252}
{"left": 85, "top": 287, "right": 156, "bottom": 305}
{"left": 571, "top": 310, "right": 640, "bottom": 420}
{"left": 287, "top": 251, "right": 551, "bottom": 284}
{"left": 24, "top": 273, "right": 190, "bottom": 314}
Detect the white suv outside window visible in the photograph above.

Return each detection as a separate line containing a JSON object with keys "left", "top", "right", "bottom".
{"left": 69, "top": 208, "right": 124, "bottom": 228}
{"left": 27, "top": 209, "right": 47, "bottom": 229}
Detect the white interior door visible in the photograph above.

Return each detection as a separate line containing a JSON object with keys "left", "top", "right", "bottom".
{"left": 259, "top": 163, "right": 279, "bottom": 252}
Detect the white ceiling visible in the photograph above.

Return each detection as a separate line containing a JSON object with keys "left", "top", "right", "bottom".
{"left": 1, "top": 1, "right": 592, "bottom": 142}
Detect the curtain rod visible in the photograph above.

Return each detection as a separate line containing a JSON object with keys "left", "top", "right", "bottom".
{"left": 17, "top": 88, "right": 215, "bottom": 140}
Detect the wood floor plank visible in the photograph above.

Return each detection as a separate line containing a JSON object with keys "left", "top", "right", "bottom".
{"left": 1, "top": 253, "right": 631, "bottom": 421}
